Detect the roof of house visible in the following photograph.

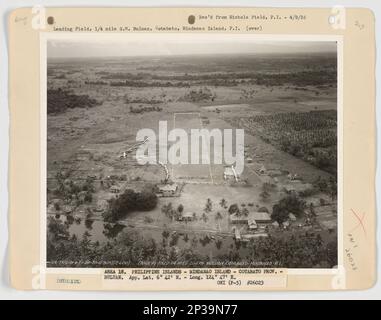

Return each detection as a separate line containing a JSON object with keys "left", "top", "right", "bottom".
{"left": 231, "top": 211, "right": 271, "bottom": 222}
{"left": 182, "top": 212, "right": 194, "bottom": 218}
{"left": 289, "top": 213, "right": 297, "bottom": 220}
{"left": 224, "top": 167, "right": 235, "bottom": 176}
{"left": 248, "top": 211, "right": 271, "bottom": 221}
{"left": 158, "top": 184, "right": 178, "bottom": 191}
{"left": 248, "top": 219, "right": 258, "bottom": 229}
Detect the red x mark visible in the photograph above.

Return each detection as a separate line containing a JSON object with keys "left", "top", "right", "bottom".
{"left": 350, "top": 209, "right": 366, "bottom": 236}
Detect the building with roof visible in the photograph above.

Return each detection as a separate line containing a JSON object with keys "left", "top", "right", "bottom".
{"left": 180, "top": 212, "right": 194, "bottom": 221}
{"left": 157, "top": 183, "right": 178, "bottom": 197}
{"left": 230, "top": 211, "right": 272, "bottom": 225}
{"left": 110, "top": 185, "right": 120, "bottom": 194}
{"left": 248, "top": 219, "right": 258, "bottom": 230}
{"left": 283, "top": 182, "right": 313, "bottom": 194}
{"left": 223, "top": 166, "right": 239, "bottom": 181}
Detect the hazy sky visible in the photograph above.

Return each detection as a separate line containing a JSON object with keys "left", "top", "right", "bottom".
{"left": 47, "top": 36, "right": 337, "bottom": 58}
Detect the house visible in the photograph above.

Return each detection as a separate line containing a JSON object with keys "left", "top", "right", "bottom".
{"left": 283, "top": 182, "right": 313, "bottom": 194}
{"left": 258, "top": 165, "right": 267, "bottom": 175}
{"left": 62, "top": 205, "right": 73, "bottom": 214}
{"left": 223, "top": 166, "right": 238, "bottom": 181}
{"left": 230, "top": 214, "right": 249, "bottom": 224}
{"left": 272, "top": 221, "right": 280, "bottom": 228}
{"left": 181, "top": 212, "right": 194, "bottom": 221}
{"left": 110, "top": 185, "right": 120, "bottom": 194}
{"left": 230, "top": 211, "right": 272, "bottom": 225}
{"left": 246, "top": 157, "right": 253, "bottom": 163}
{"left": 157, "top": 183, "right": 178, "bottom": 197}
{"left": 248, "top": 219, "right": 258, "bottom": 230}
{"left": 249, "top": 212, "right": 272, "bottom": 224}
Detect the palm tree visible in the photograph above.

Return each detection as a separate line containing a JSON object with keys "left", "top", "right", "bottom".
{"left": 205, "top": 198, "right": 213, "bottom": 213}
{"left": 161, "top": 203, "right": 173, "bottom": 218}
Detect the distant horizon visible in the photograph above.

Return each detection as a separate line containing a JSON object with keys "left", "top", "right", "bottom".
{"left": 47, "top": 39, "right": 337, "bottom": 59}
{"left": 47, "top": 50, "right": 337, "bottom": 61}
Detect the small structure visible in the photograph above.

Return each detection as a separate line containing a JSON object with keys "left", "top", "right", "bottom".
{"left": 258, "top": 165, "right": 267, "bottom": 175}
{"left": 230, "top": 214, "right": 249, "bottom": 224}
{"left": 47, "top": 204, "right": 57, "bottom": 215}
{"left": 283, "top": 182, "right": 313, "bottom": 194}
{"left": 272, "top": 221, "right": 280, "bottom": 228}
{"left": 234, "top": 228, "right": 241, "bottom": 241}
{"left": 248, "top": 219, "right": 258, "bottom": 230}
{"left": 246, "top": 157, "right": 253, "bottom": 163}
{"left": 110, "top": 185, "right": 120, "bottom": 194}
{"left": 62, "top": 205, "right": 73, "bottom": 214}
{"left": 230, "top": 211, "right": 272, "bottom": 226}
{"left": 249, "top": 212, "right": 272, "bottom": 224}
{"left": 288, "top": 213, "right": 297, "bottom": 221}
{"left": 181, "top": 212, "right": 194, "bottom": 222}
{"left": 76, "top": 150, "right": 92, "bottom": 161}
{"left": 157, "top": 183, "right": 178, "bottom": 197}
{"left": 223, "top": 166, "right": 239, "bottom": 181}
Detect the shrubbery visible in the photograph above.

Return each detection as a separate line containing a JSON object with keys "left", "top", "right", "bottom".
{"left": 47, "top": 88, "right": 100, "bottom": 114}
{"left": 103, "top": 188, "right": 158, "bottom": 222}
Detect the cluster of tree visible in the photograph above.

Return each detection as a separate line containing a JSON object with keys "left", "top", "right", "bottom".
{"left": 253, "top": 70, "right": 336, "bottom": 87}
{"left": 242, "top": 111, "right": 337, "bottom": 175}
{"left": 260, "top": 182, "right": 277, "bottom": 201}
{"left": 110, "top": 80, "right": 191, "bottom": 88}
{"left": 313, "top": 176, "right": 337, "bottom": 200}
{"left": 129, "top": 105, "right": 163, "bottom": 114}
{"left": 181, "top": 87, "right": 216, "bottom": 102}
{"left": 103, "top": 187, "right": 158, "bottom": 222}
{"left": 47, "top": 88, "right": 100, "bottom": 114}
{"left": 53, "top": 172, "right": 95, "bottom": 205}
{"left": 84, "top": 80, "right": 108, "bottom": 85}
{"left": 47, "top": 216, "right": 337, "bottom": 268}
{"left": 124, "top": 96, "right": 162, "bottom": 104}
{"left": 271, "top": 194, "right": 306, "bottom": 225}
{"left": 161, "top": 203, "right": 187, "bottom": 221}
{"left": 98, "top": 66, "right": 336, "bottom": 88}
{"left": 238, "top": 232, "right": 337, "bottom": 268}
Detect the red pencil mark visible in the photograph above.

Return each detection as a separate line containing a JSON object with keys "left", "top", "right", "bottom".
{"left": 350, "top": 209, "right": 366, "bottom": 236}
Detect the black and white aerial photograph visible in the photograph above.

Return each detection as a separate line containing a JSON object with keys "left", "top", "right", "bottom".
{"left": 45, "top": 36, "right": 338, "bottom": 269}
